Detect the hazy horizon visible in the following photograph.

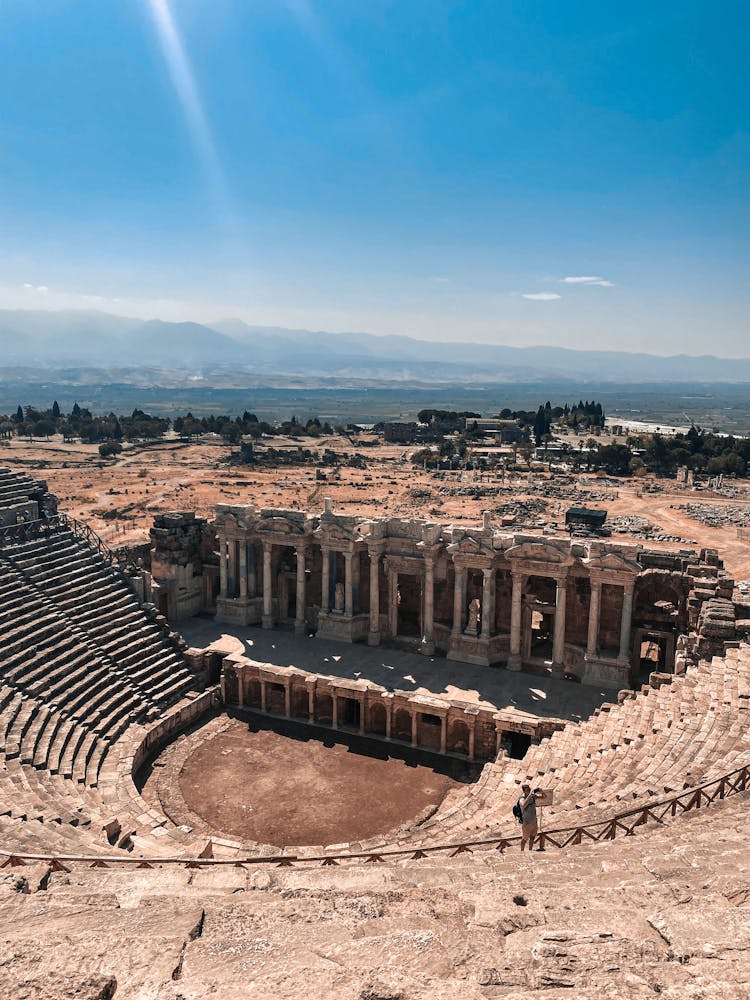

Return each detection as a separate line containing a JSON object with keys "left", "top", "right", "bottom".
{"left": 1, "top": 2, "right": 748, "bottom": 357}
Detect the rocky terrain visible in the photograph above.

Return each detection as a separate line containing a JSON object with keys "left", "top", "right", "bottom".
{"left": 0, "top": 790, "right": 748, "bottom": 998}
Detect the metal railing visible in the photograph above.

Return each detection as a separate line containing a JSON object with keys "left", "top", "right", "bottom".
{"left": 0, "top": 513, "right": 118, "bottom": 566}
{"left": 1, "top": 764, "right": 747, "bottom": 871}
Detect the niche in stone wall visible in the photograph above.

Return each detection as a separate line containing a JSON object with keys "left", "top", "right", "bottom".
{"left": 368, "top": 701, "right": 387, "bottom": 735}
{"left": 565, "top": 574, "right": 591, "bottom": 647}
{"left": 494, "top": 569, "right": 512, "bottom": 633}
{"left": 392, "top": 707, "right": 412, "bottom": 742}
{"left": 599, "top": 584, "right": 625, "bottom": 654}
{"left": 418, "top": 713, "right": 442, "bottom": 751}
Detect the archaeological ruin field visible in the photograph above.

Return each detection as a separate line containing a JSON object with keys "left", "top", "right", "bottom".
{"left": 0, "top": 432, "right": 749, "bottom": 998}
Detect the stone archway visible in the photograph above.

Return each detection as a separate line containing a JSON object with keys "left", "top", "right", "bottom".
{"left": 291, "top": 685, "right": 309, "bottom": 719}
{"left": 247, "top": 679, "right": 262, "bottom": 708}
{"left": 315, "top": 692, "right": 333, "bottom": 725}
{"left": 368, "top": 702, "right": 387, "bottom": 736}
{"left": 392, "top": 708, "right": 411, "bottom": 742}
{"left": 447, "top": 719, "right": 469, "bottom": 755}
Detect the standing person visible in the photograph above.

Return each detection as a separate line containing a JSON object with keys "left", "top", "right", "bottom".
{"left": 518, "top": 784, "right": 538, "bottom": 852}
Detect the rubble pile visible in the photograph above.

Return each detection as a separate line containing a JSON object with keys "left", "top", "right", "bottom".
{"left": 710, "top": 484, "right": 750, "bottom": 500}
{"left": 437, "top": 483, "right": 614, "bottom": 503}
{"left": 671, "top": 503, "right": 750, "bottom": 528}
{"left": 608, "top": 514, "right": 695, "bottom": 544}
{"left": 493, "top": 498, "right": 548, "bottom": 519}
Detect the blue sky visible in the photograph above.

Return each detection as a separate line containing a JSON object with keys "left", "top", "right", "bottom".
{"left": 0, "top": 0, "right": 748, "bottom": 354}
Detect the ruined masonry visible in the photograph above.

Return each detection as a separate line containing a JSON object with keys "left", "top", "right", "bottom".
{"left": 169, "top": 501, "right": 740, "bottom": 691}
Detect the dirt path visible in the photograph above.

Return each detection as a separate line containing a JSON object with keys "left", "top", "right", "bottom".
{"left": 4, "top": 434, "right": 749, "bottom": 579}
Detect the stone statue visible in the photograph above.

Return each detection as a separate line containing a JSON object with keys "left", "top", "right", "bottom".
{"left": 334, "top": 581, "right": 345, "bottom": 613}
{"left": 466, "top": 597, "right": 481, "bottom": 635}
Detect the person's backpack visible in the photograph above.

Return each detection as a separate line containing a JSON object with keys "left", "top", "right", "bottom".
{"left": 512, "top": 800, "right": 523, "bottom": 823}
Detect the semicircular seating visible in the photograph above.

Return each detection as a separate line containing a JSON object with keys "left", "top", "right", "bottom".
{"left": 385, "top": 644, "right": 750, "bottom": 851}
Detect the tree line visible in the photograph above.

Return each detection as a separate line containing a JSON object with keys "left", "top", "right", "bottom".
{"left": 0, "top": 403, "right": 337, "bottom": 451}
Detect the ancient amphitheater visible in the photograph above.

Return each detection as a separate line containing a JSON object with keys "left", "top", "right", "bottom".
{"left": 1, "top": 465, "right": 749, "bottom": 998}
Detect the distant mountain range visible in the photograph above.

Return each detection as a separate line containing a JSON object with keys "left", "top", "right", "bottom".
{"left": 2, "top": 308, "right": 750, "bottom": 383}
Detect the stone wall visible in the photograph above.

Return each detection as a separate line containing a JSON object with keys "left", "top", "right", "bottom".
{"left": 153, "top": 502, "right": 739, "bottom": 689}
{"left": 221, "top": 654, "right": 562, "bottom": 764}
{"left": 149, "top": 511, "right": 218, "bottom": 620}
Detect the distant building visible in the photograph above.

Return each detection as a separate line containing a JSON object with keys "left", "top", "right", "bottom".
{"left": 382, "top": 422, "right": 420, "bottom": 443}
{"left": 473, "top": 418, "right": 522, "bottom": 443}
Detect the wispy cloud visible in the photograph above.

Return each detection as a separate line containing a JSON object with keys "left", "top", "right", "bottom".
{"left": 22, "top": 283, "right": 48, "bottom": 294}
{"left": 561, "top": 275, "right": 614, "bottom": 286}
{"left": 428, "top": 276, "right": 450, "bottom": 285}
{"left": 522, "top": 292, "right": 561, "bottom": 301}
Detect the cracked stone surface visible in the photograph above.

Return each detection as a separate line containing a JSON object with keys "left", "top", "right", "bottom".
{"left": 0, "top": 791, "right": 747, "bottom": 998}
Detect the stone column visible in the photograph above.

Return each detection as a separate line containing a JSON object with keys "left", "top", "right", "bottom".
{"left": 411, "top": 710, "right": 418, "bottom": 747}
{"left": 247, "top": 543, "right": 257, "bottom": 597}
{"left": 440, "top": 714, "right": 447, "bottom": 754}
{"left": 262, "top": 542, "right": 273, "bottom": 628}
{"left": 422, "top": 558, "right": 435, "bottom": 654}
{"left": 351, "top": 551, "right": 360, "bottom": 614}
{"left": 468, "top": 719, "right": 476, "bottom": 761}
{"left": 508, "top": 571, "right": 524, "bottom": 670}
{"left": 239, "top": 540, "right": 248, "bottom": 599}
{"left": 552, "top": 577, "right": 567, "bottom": 676}
{"left": 451, "top": 565, "right": 465, "bottom": 635}
{"left": 664, "top": 632, "right": 675, "bottom": 673}
{"left": 295, "top": 546, "right": 307, "bottom": 635}
{"left": 344, "top": 551, "right": 353, "bottom": 616}
{"left": 384, "top": 698, "right": 392, "bottom": 739}
{"left": 219, "top": 540, "right": 228, "bottom": 598}
{"left": 619, "top": 584, "right": 634, "bottom": 661}
{"left": 587, "top": 579, "right": 602, "bottom": 657}
{"left": 388, "top": 570, "right": 399, "bottom": 638}
{"left": 284, "top": 682, "right": 291, "bottom": 717}
{"left": 331, "top": 694, "right": 338, "bottom": 729}
{"left": 307, "top": 681, "right": 315, "bottom": 721}
{"left": 368, "top": 547, "right": 381, "bottom": 645}
{"left": 260, "top": 680, "right": 267, "bottom": 713}
{"left": 237, "top": 668, "right": 244, "bottom": 707}
{"left": 481, "top": 566, "right": 494, "bottom": 639}
{"left": 230, "top": 540, "right": 239, "bottom": 597}
{"left": 359, "top": 697, "right": 365, "bottom": 735}
{"left": 321, "top": 546, "right": 330, "bottom": 613}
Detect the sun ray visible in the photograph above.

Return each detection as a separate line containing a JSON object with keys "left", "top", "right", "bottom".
{"left": 145, "top": 0, "right": 228, "bottom": 212}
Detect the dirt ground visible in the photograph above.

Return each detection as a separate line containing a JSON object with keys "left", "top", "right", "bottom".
{"left": 177, "top": 717, "right": 468, "bottom": 846}
{"left": 2, "top": 432, "right": 750, "bottom": 580}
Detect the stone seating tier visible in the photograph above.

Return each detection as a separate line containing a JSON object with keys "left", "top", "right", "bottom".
{"left": 1, "top": 530, "right": 194, "bottom": 708}
{"left": 383, "top": 643, "right": 750, "bottom": 850}
{"left": 1, "top": 505, "right": 748, "bottom": 896}
{"left": 0, "top": 468, "right": 49, "bottom": 509}
{"left": 0, "top": 791, "right": 748, "bottom": 997}
{"left": 0, "top": 523, "right": 201, "bottom": 849}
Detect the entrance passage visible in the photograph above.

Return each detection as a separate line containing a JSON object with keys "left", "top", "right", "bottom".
{"left": 507, "top": 732, "right": 532, "bottom": 759}
{"left": 397, "top": 573, "right": 422, "bottom": 637}
{"left": 530, "top": 608, "right": 554, "bottom": 659}
{"left": 176, "top": 717, "right": 472, "bottom": 846}
{"left": 339, "top": 697, "right": 361, "bottom": 730}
